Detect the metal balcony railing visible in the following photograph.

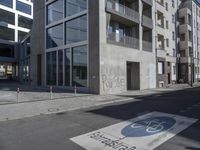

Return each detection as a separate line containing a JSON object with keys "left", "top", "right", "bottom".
{"left": 142, "top": 0, "right": 153, "bottom": 6}
{"left": 107, "top": 32, "right": 139, "bottom": 49}
{"left": 142, "top": 15, "right": 153, "bottom": 29}
{"left": 106, "top": 0, "right": 139, "bottom": 23}
{"left": 156, "top": 0, "right": 164, "bottom": 6}
{"left": 143, "top": 40, "right": 152, "bottom": 52}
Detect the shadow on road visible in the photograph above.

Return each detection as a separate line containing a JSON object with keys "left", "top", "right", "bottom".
{"left": 87, "top": 86, "right": 200, "bottom": 149}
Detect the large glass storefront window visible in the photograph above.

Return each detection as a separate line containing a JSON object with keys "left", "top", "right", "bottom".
{"left": 46, "top": 45, "right": 87, "bottom": 87}
{"left": 47, "top": 24, "right": 63, "bottom": 49}
{"left": 72, "top": 45, "right": 87, "bottom": 87}
{"left": 47, "top": 0, "right": 64, "bottom": 24}
{"left": 65, "top": 49, "right": 71, "bottom": 86}
{"left": 0, "top": 9, "right": 15, "bottom": 25}
{"left": 46, "top": 51, "right": 57, "bottom": 85}
{"left": 58, "top": 50, "right": 63, "bottom": 86}
{"left": 66, "top": 15, "right": 87, "bottom": 44}
{"left": 66, "top": 0, "right": 87, "bottom": 17}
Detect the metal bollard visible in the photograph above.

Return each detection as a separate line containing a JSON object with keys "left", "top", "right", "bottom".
{"left": 50, "top": 86, "right": 52, "bottom": 100}
{"left": 17, "top": 88, "right": 20, "bottom": 103}
{"left": 74, "top": 85, "right": 77, "bottom": 96}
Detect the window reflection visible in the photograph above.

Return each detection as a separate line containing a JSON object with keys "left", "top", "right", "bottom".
{"left": 16, "top": 1, "right": 31, "bottom": 15}
{"left": 47, "top": 24, "right": 63, "bottom": 49}
{"left": 58, "top": 50, "right": 63, "bottom": 86}
{"left": 66, "top": 0, "right": 87, "bottom": 17}
{"left": 72, "top": 45, "right": 87, "bottom": 87}
{"left": 66, "top": 15, "right": 87, "bottom": 44}
{"left": 0, "top": 0, "right": 13, "bottom": 8}
{"left": 46, "top": 51, "right": 57, "bottom": 85}
{"left": 65, "top": 49, "right": 70, "bottom": 86}
{"left": 47, "top": 0, "right": 64, "bottom": 24}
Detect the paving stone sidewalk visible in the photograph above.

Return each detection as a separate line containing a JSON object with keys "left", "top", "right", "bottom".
{"left": 0, "top": 82, "right": 199, "bottom": 122}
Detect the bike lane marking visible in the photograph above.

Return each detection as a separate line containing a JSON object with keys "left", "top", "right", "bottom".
{"left": 70, "top": 112, "right": 198, "bottom": 150}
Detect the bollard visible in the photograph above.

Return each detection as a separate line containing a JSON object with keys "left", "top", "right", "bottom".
{"left": 17, "top": 88, "right": 20, "bottom": 103}
{"left": 50, "top": 86, "right": 52, "bottom": 100}
{"left": 74, "top": 85, "right": 77, "bottom": 96}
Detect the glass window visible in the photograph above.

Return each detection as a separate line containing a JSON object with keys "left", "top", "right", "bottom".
{"left": 46, "top": 51, "right": 57, "bottom": 85}
{"left": 0, "top": 43, "right": 14, "bottom": 58}
{"left": 72, "top": 45, "right": 87, "bottom": 87}
{"left": 0, "top": 9, "right": 15, "bottom": 25}
{"left": 0, "top": 26, "right": 14, "bottom": 41}
{"left": 18, "top": 31, "right": 28, "bottom": 42}
{"left": 66, "top": 15, "right": 87, "bottom": 44}
{"left": 47, "top": 24, "right": 63, "bottom": 49}
{"left": 65, "top": 49, "right": 70, "bottom": 86}
{"left": 0, "top": 0, "right": 13, "bottom": 8}
{"left": 58, "top": 50, "right": 63, "bottom": 86}
{"left": 18, "top": 15, "right": 33, "bottom": 29}
{"left": 66, "top": 0, "right": 87, "bottom": 17}
{"left": 47, "top": 0, "right": 64, "bottom": 24}
{"left": 16, "top": 1, "right": 31, "bottom": 15}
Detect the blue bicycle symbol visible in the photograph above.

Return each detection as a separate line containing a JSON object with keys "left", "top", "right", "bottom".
{"left": 121, "top": 117, "right": 176, "bottom": 137}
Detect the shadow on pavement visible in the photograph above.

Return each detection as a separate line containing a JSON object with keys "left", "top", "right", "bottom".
{"left": 87, "top": 86, "right": 200, "bottom": 149}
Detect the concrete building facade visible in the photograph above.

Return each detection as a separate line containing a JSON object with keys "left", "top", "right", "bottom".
{"left": 155, "top": 0, "right": 184, "bottom": 88}
{"left": 30, "top": 0, "right": 200, "bottom": 94}
{"left": 31, "top": 0, "right": 156, "bottom": 94}
{"left": 178, "top": 0, "right": 200, "bottom": 84}
{"left": 0, "top": 0, "right": 33, "bottom": 80}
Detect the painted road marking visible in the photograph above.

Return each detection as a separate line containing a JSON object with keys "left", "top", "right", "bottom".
{"left": 71, "top": 112, "right": 198, "bottom": 150}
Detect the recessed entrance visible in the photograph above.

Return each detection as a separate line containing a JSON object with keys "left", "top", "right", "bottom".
{"left": 127, "top": 62, "right": 140, "bottom": 90}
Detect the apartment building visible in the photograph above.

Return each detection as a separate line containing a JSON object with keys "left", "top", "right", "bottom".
{"left": 155, "top": 0, "right": 181, "bottom": 87}
{"left": 31, "top": 0, "right": 200, "bottom": 94}
{"left": 178, "top": 0, "right": 200, "bottom": 84}
{"left": 31, "top": 0, "right": 156, "bottom": 94}
{"left": 0, "top": 0, "right": 33, "bottom": 79}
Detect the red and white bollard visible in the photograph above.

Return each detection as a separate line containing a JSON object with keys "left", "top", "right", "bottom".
{"left": 74, "top": 85, "right": 77, "bottom": 96}
{"left": 50, "top": 86, "right": 53, "bottom": 100}
{"left": 17, "top": 88, "right": 20, "bottom": 103}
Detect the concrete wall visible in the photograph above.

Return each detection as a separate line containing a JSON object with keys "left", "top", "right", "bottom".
{"left": 30, "top": 0, "right": 45, "bottom": 86}
{"left": 98, "top": 0, "right": 156, "bottom": 94}
{"left": 88, "top": 0, "right": 100, "bottom": 94}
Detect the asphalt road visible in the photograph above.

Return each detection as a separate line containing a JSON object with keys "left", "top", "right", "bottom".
{"left": 0, "top": 87, "right": 200, "bottom": 150}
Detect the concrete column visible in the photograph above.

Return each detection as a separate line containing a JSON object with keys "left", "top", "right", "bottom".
{"left": 139, "top": 0, "right": 143, "bottom": 51}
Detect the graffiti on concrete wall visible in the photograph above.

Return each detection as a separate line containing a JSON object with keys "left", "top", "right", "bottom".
{"left": 102, "top": 74, "right": 125, "bottom": 91}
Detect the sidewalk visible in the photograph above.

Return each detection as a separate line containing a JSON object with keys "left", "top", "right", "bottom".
{"left": 0, "top": 83, "right": 199, "bottom": 122}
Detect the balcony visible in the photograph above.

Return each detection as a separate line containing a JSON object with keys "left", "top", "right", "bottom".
{"left": 142, "top": 0, "right": 153, "bottom": 6}
{"left": 107, "top": 32, "right": 139, "bottom": 49}
{"left": 179, "top": 41, "right": 192, "bottom": 50}
{"left": 106, "top": 0, "right": 140, "bottom": 24}
{"left": 179, "top": 24, "right": 192, "bottom": 34}
{"left": 156, "top": 0, "right": 164, "bottom": 6}
{"left": 142, "top": 15, "right": 153, "bottom": 29}
{"left": 143, "top": 40, "right": 152, "bottom": 52}
{"left": 179, "top": 7, "right": 192, "bottom": 18}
